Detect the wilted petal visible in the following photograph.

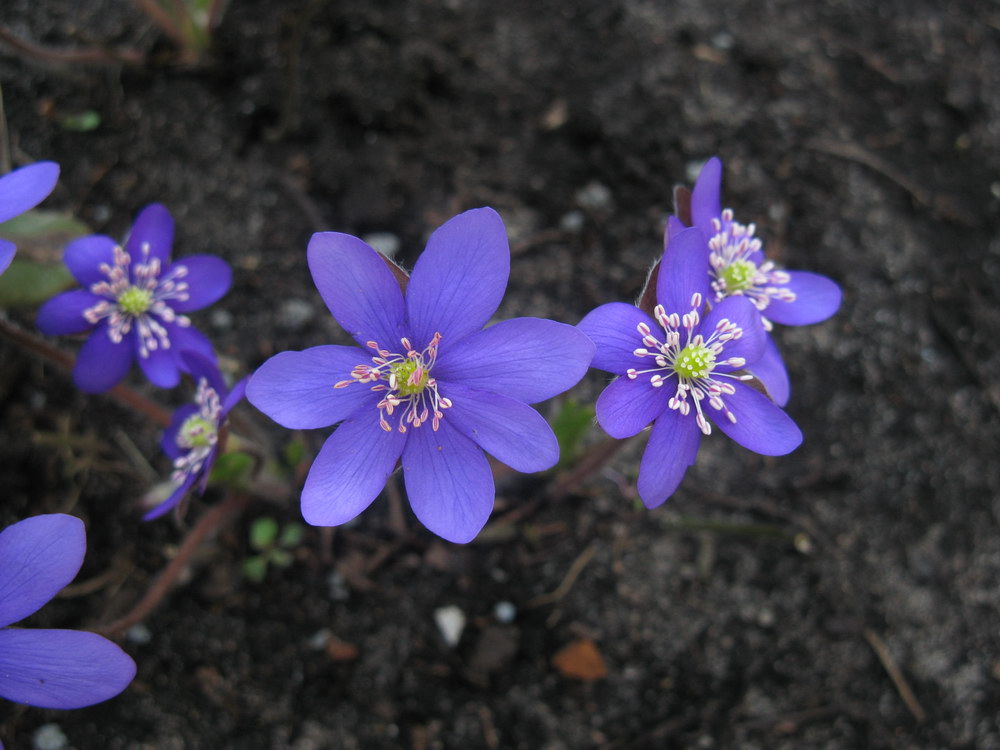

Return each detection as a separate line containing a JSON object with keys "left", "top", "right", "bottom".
{"left": 766, "top": 271, "right": 842, "bottom": 326}
{"left": 657, "top": 227, "right": 712, "bottom": 315}
{"left": 0, "top": 628, "right": 135, "bottom": 709}
{"left": 247, "top": 345, "right": 377, "bottom": 429}
{"left": 714, "top": 380, "right": 802, "bottom": 456}
{"left": 125, "top": 204, "right": 174, "bottom": 266}
{"left": 0, "top": 515, "right": 85, "bottom": 628}
{"left": 595, "top": 374, "right": 670, "bottom": 439}
{"left": 36, "top": 289, "right": 102, "bottom": 335}
{"left": 637, "top": 407, "right": 701, "bottom": 508}
{"left": 690, "top": 156, "right": 722, "bottom": 237}
{"left": 406, "top": 207, "right": 510, "bottom": 348}
{"left": 577, "top": 302, "right": 654, "bottom": 374}
{"left": 440, "top": 382, "right": 558, "bottom": 472}
{"left": 402, "top": 420, "right": 493, "bottom": 544}
{"left": 63, "top": 235, "right": 117, "bottom": 287}
{"left": 308, "top": 232, "right": 406, "bottom": 349}
{"left": 301, "top": 412, "right": 407, "bottom": 526}
{"left": 0, "top": 161, "right": 59, "bottom": 224}
{"left": 750, "top": 335, "right": 790, "bottom": 407}
{"left": 73, "top": 324, "right": 134, "bottom": 393}
{"left": 168, "top": 255, "right": 232, "bottom": 312}
{"left": 433, "top": 317, "right": 593, "bottom": 404}
{"left": 701, "top": 295, "right": 765, "bottom": 372}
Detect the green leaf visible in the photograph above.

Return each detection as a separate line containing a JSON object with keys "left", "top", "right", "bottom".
{"left": 278, "top": 522, "right": 305, "bottom": 549}
{"left": 242, "top": 555, "right": 268, "bottom": 582}
{"left": 59, "top": 110, "right": 101, "bottom": 132}
{"left": 551, "top": 399, "right": 596, "bottom": 468}
{"left": 208, "top": 451, "right": 253, "bottom": 485}
{"left": 0, "top": 260, "right": 75, "bottom": 308}
{"left": 249, "top": 517, "right": 279, "bottom": 551}
{"left": 283, "top": 438, "right": 306, "bottom": 469}
{"left": 0, "top": 210, "right": 91, "bottom": 243}
{"left": 268, "top": 549, "right": 293, "bottom": 568}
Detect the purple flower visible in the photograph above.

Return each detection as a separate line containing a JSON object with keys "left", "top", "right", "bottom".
{"left": 578, "top": 227, "right": 802, "bottom": 509}
{"left": 0, "top": 514, "right": 136, "bottom": 709}
{"left": 148, "top": 352, "right": 247, "bottom": 520}
{"left": 37, "top": 204, "right": 231, "bottom": 392}
{"left": 247, "top": 208, "right": 594, "bottom": 543}
{"left": 0, "top": 161, "right": 60, "bottom": 275}
{"left": 671, "top": 157, "right": 842, "bottom": 405}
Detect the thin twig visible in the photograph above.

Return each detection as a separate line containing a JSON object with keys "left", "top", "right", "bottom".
{"left": 525, "top": 543, "right": 598, "bottom": 608}
{"left": 128, "top": 0, "right": 187, "bottom": 48}
{"left": 0, "top": 26, "right": 145, "bottom": 66}
{"left": 863, "top": 628, "right": 927, "bottom": 723}
{"left": 0, "top": 82, "right": 10, "bottom": 175}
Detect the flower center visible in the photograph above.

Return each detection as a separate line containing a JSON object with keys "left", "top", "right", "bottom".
{"left": 117, "top": 286, "right": 154, "bottom": 316}
{"left": 336, "top": 333, "right": 452, "bottom": 433}
{"left": 178, "top": 415, "right": 216, "bottom": 449}
{"left": 625, "top": 292, "right": 754, "bottom": 436}
{"left": 170, "top": 379, "right": 222, "bottom": 485}
{"left": 719, "top": 259, "right": 756, "bottom": 293}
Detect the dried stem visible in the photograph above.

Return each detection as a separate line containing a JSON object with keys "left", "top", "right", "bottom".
{"left": 548, "top": 435, "right": 630, "bottom": 499}
{"left": 0, "top": 26, "right": 145, "bottom": 66}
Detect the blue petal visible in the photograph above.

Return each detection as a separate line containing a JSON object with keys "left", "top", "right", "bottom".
{"left": 0, "top": 238, "right": 15, "bottom": 275}
{"left": 63, "top": 235, "right": 117, "bottom": 287}
{"left": 73, "top": 324, "right": 134, "bottom": 393}
{"left": 750, "top": 335, "right": 790, "bottom": 407}
{"left": 656, "top": 227, "right": 712, "bottom": 316}
{"left": 136, "top": 332, "right": 180, "bottom": 389}
{"left": 700, "top": 295, "right": 766, "bottom": 372}
{"left": 168, "top": 255, "right": 232, "bottom": 312}
{"left": 714, "top": 380, "right": 802, "bottom": 456}
{"left": 36, "top": 290, "right": 102, "bottom": 335}
{"left": 765, "top": 271, "right": 842, "bottom": 326}
{"left": 125, "top": 204, "right": 174, "bottom": 267}
{"left": 577, "top": 303, "right": 654, "bottom": 375}
{"left": 0, "top": 161, "right": 59, "bottom": 224}
{"left": 690, "top": 156, "right": 722, "bottom": 238}
{"left": 144, "top": 470, "right": 199, "bottom": 521}
{"left": 161, "top": 404, "right": 198, "bottom": 460}
{"left": 637, "top": 407, "right": 701, "bottom": 508}
{"left": 595, "top": 374, "right": 670, "bottom": 439}
{"left": 405, "top": 207, "right": 510, "bottom": 349}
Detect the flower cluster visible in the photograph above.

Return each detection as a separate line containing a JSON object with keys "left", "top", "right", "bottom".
{"left": 0, "top": 161, "right": 60, "bottom": 275}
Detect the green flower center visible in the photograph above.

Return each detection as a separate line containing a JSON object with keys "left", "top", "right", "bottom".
{"left": 720, "top": 259, "right": 756, "bottom": 292}
{"left": 118, "top": 286, "right": 154, "bottom": 316}
{"left": 673, "top": 344, "right": 717, "bottom": 380}
{"left": 179, "top": 415, "right": 216, "bottom": 449}
{"left": 390, "top": 359, "right": 429, "bottom": 396}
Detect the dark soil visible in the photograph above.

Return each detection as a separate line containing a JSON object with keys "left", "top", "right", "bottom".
{"left": 2, "top": 1, "right": 999, "bottom": 748}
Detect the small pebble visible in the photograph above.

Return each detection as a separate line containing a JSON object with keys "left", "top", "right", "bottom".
{"left": 126, "top": 623, "right": 152, "bottom": 645}
{"left": 363, "top": 232, "right": 401, "bottom": 258}
{"left": 278, "top": 299, "right": 315, "bottom": 330}
{"left": 307, "top": 628, "right": 332, "bottom": 650}
{"left": 434, "top": 605, "right": 466, "bottom": 647}
{"left": 210, "top": 309, "right": 234, "bottom": 330}
{"left": 494, "top": 601, "right": 517, "bottom": 624}
{"left": 33, "top": 723, "right": 68, "bottom": 750}
{"left": 574, "top": 181, "right": 613, "bottom": 211}
{"left": 559, "top": 210, "right": 585, "bottom": 232}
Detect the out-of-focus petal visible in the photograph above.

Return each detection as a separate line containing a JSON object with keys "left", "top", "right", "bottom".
{"left": 577, "top": 302, "right": 654, "bottom": 374}
{"left": 36, "top": 290, "right": 102, "bottom": 335}
{"left": 73, "top": 324, "right": 133, "bottom": 393}
{"left": 0, "top": 162, "right": 59, "bottom": 224}
{"left": 144, "top": 470, "right": 199, "bottom": 521}
{"left": 301, "top": 411, "right": 407, "bottom": 526}
{"left": 402, "top": 420, "right": 493, "bottom": 544}
{"left": 179, "top": 350, "right": 226, "bottom": 395}
{"left": 750, "top": 335, "right": 790, "bottom": 407}
{"left": 161, "top": 404, "right": 198, "bottom": 460}
{"left": 166, "top": 323, "right": 216, "bottom": 367}
{"left": 168, "top": 255, "right": 232, "bottom": 312}
{"left": 0, "top": 514, "right": 85, "bottom": 628}
{"left": 714, "top": 380, "right": 802, "bottom": 456}
{"left": 222, "top": 377, "right": 248, "bottom": 414}
{"left": 432, "top": 317, "right": 594, "bottom": 404}
{"left": 595, "top": 375, "right": 670, "bottom": 439}
{"left": 307, "top": 232, "right": 406, "bottom": 349}
{"left": 766, "top": 271, "right": 842, "bottom": 326}
{"left": 690, "top": 156, "right": 722, "bottom": 238}
{"left": 247, "top": 345, "right": 377, "bottom": 429}
{"left": 136, "top": 335, "right": 180, "bottom": 389}
{"left": 125, "top": 204, "right": 174, "bottom": 267}
{"left": 0, "top": 628, "right": 135, "bottom": 709}
{"left": 657, "top": 227, "right": 712, "bottom": 315}
{"left": 405, "top": 207, "right": 510, "bottom": 348}
{"left": 440, "top": 382, "right": 558, "bottom": 472}
{"left": 63, "top": 235, "right": 117, "bottom": 287}
{"left": 701, "top": 295, "right": 765, "bottom": 372}
{"left": 637, "top": 407, "right": 701, "bottom": 508}
{"left": 0, "top": 238, "right": 15, "bottom": 275}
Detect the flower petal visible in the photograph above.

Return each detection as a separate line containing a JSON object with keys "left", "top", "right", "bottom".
{"left": 577, "top": 302, "right": 654, "bottom": 374}
{"left": 0, "top": 514, "right": 85, "bottom": 628}
{"left": 73, "top": 324, "right": 134, "bottom": 393}
{"left": 690, "top": 156, "right": 722, "bottom": 238}
{"left": 432, "top": 317, "right": 594, "bottom": 404}
{"left": 63, "top": 235, "right": 117, "bottom": 287}
{"left": 36, "top": 289, "right": 102, "bottom": 335}
{"left": 222, "top": 376, "right": 248, "bottom": 414}
{"left": 402, "top": 420, "right": 494, "bottom": 544}
{"left": 765, "top": 271, "right": 842, "bottom": 326}
{"left": 665, "top": 215, "right": 686, "bottom": 241}
{"left": 144, "top": 471, "right": 199, "bottom": 521}
{"left": 637, "top": 407, "right": 701, "bottom": 508}
{"left": 0, "top": 238, "right": 14, "bottom": 275}
{"left": 439, "top": 381, "right": 558, "bottom": 472}
{"left": 750, "top": 335, "right": 790, "bottom": 407}
{"left": 0, "top": 161, "right": 59, "bottom": 224}
{"left": 714, "top": 380, "right": 802, "bottom": 455}
{"left": 595, "top": 374, "right": 670, "bottom": 439}
{"left": 166, "top": 322, "right": 216, "bottom": 366}
{"left": 701, "top": 295, "right": 766, "bottom": 372}
{"left": 301, "top": 410, "right": 407, "bottom": 526}
{"left": 307, "top": 232, "right": 407, "bottom": 348}
{"left": 657, "top": 227, "right": 712, "bottom": 315}
{"left": 125, "top": 204, "right": 174, "bottom": 267}
{"left": 136, "top": 334, "right": 180, "bottom": 389}
{"left": 405, "top": 207, "right": 510, "bottom": 348}
{"left": 247, "top": 345, "right": 377, "bottom": 429}
{"left": 179, "top": 350, "right": 226, "bottom": 395}
{"left": 168, "top": 255, "right": 232, "bottom": 312}
{"left": 161, "top": 404, "right": 198, "bottom": 460}
{"left": 0, "top": 628, "right": 135, "bottom": 709}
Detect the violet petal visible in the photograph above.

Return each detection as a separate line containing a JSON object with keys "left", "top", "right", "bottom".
{"left": 0, "top": 162, "right": 59, "bottom": 224}
{"left": 637, "top": 407, "right": 702, "bottom": 508}
{"left": 765, "top": 271, "right": 842, "bottom": 326}
{"left": 73, "top": 324, "right": 134, "bottom": 393}
{"left": 750, "top": 335, "right": 790, "bottom": 407}
{"left": 701, "top": 295, "right": 766, "bottom": 372}
{"left": 657, "top": 227, "right": 713, "bottom": 315}
{"left": 595, "top": 375, "right": 670, "bottom": 439}
{"left": 714, "top": 380, "right": 802, "bottom": 456}
{"left": 63, "top": 235, "right": 117, "bottom": 287}
{"left": 124, "top": 204, "right": 174, "bottom": 267}
{"left": 36, "top": 289, "right": 102, "bottom": 336}
{"left": 690, "top": 156, "right": 722, "bottom": 238}
{"left": 577, "top": 302, "right": 654, "bottom": 374}
{"left": 168, "top": 255, "right": 232, "bottom": 312}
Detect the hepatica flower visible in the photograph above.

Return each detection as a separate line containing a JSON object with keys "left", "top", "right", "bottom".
{"left": 148, "top": 352, "right": 247, "bottom": 521}
{"left": 673, "top": 157, "right": 842, "bottom": 405}
{"left": 37, "top": 204, "right": 231, "bottom": 392}
{"left": 0, "top": 514, "right": 135, "bottom": 709}
{"left": 578, "top": 228, "right": 802, "bottom": 508}
{"left": 247, "top": 208, "right": 594, "bottom": 543}
{"left": 0, "top": 161, "right": 60, "bottom": 275}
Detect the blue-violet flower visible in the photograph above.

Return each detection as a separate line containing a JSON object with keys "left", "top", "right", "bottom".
{"left": 578, "top": 227, "right": 802, "bottom": 508}
{"left": 247, "top": 208, "right": 595, "bottom": 543}
{"left": 0, "top": 161, "right": 60, "bottom": 275}
{"left": 37, "top": 204, "right": 231, "bottom": 392}
{"left": 0, "top": 514, "right": 136, "bottom": 709}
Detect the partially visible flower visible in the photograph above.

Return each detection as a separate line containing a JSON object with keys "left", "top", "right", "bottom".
{"left": 37, "top": 204, "right": 231, "bottom": 392}
{"left": 671, "top": 157, "right": 842, "bottom": 405}
{"left": 0, "top": 514, "right": 136, "bottom": 709}
{"left": 578, "top": 227, "right": 802, "bottom": 508}
{"left": 247, "top": 208, "right": 595, "bottom": 543}
{"left": 0, "top": 161, "right": 60, "bottom": 276}
{"left": 148, "top": 352, "right": 247, "bottom": 520}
